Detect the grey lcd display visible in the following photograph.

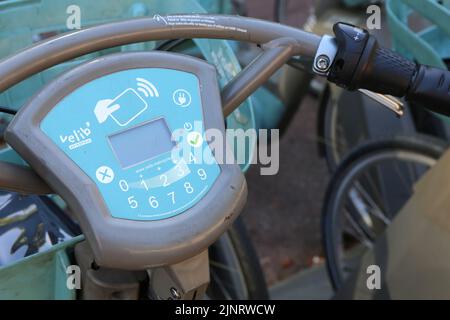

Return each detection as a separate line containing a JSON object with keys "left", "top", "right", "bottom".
{"left": 109, "top": 118, "right": 175, "bottom": 168}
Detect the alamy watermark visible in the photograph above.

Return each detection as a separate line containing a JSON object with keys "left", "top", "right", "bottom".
{"left": 366, "top": 264, "right": 381, "bottom": 290}
{"left": 66, "top": 5, "right": 81, "bottom": 30}
{"left": 366, "top": 5, "right": 381, "bottom": 30}
{"left": 171, "top": 122, "right": 279, "bottom": 176}
{"left": 66, "top": 265, "right": 81, "bottom": 290}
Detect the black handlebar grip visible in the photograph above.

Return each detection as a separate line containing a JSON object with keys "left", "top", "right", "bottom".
{"left": 328, "top": 23, "right": 417, "bottom": 96}
{"left": 406, "top": 65, "right": 450, "bottom": 116}
{"left": 355, "top": 46, "right": 417, "bottom": 97}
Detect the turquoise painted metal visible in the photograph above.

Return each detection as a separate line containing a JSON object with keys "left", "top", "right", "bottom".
{"left": 386, "top": 0, "right": 450, "bottom": 69}
{"left": 386, "top": 0, "right": 450, "bottom": 122}
{"left": 0, "top": 0, "right": 257, "bottom": 299}
{"left": 0, "top": 236, "right": 84, "bottom": 300}
{"left": 341, "top": 0, "right": 372, "bottom": 7}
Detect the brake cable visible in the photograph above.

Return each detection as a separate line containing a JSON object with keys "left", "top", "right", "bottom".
{"left": 0, "top": 107, "right": 16, "bottom": 115}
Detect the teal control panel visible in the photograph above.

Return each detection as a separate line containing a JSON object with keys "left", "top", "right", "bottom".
{"left": 41, "top": 68, "right": 220, "bottom": 221}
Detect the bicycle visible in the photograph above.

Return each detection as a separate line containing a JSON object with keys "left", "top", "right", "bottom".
{"left": 321, "top": 134, "right": 447, "bottom": 291}
{"left": 317, "top": 0, "right": 450, "bottom": 292}
{"left": 0, "top": 14, "right": 448, "bottom": 299}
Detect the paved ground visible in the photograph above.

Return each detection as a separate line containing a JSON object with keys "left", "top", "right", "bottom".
{"left": 270, "top": 264, "right": 332, "bottom": 300}
{"left": 241, "top": 0, "right": 330, "bottom": 287}
{"left": 242, "top": 95, "right": 330, "bottom": 285}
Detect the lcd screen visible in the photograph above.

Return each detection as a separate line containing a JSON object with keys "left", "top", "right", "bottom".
{"left": 109, "top": 118, "right": 175, "bottom": 168}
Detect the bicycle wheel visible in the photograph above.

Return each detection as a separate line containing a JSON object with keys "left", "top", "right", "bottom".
{"left": 322, "top": 135, "right": 447, "bottom": 291}
{"left": 320, "top": 84, "right": 371, "bottom": 171}
{"left": 207, "top": 216, "right": 269, "bottom": 300}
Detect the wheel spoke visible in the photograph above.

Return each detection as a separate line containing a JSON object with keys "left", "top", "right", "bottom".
{"left": 354, "top": 182, "right": 391, "bottom": 226}
{"left": 344, "top": 209, "right": 374, "bottom": 248}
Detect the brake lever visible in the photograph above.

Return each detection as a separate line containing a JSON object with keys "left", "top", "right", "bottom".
{"left": 358, "top": 89, "right": 405, "bottom": 117}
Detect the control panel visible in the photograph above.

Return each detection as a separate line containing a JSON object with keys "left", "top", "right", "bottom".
{"left": 41, "top": 68, "right": 220, "bottom": 221}
{"left": 6, "top": 52, "right": 246, "bottom": 269}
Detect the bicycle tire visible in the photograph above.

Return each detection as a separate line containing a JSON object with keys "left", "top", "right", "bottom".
{"left": 321, "top": 84, "right": 343, "bottom": 171}
{"left": 320, "top": 84, "right": 372, "bottom": 172}
{"left": 322, "top": 135, "right": 447, "bottom": 291}
{"left": 208, "top": 216, "right": 269, "bottom": 300}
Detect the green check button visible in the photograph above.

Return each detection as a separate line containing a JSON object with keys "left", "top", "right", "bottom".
{"left": 187, "top": 131, "right": 203, "bottom": 147}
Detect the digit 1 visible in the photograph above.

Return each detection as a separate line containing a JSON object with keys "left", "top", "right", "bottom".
{"left": 168, "top": 191, "right": 175, "bottom": 204}
{"left": 141, "top": 178, "right": 149, "bottom": 191}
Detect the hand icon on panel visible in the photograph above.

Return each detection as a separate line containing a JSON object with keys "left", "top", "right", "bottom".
{"left": 94, "top": 78, "right": 159, "bottom": 127}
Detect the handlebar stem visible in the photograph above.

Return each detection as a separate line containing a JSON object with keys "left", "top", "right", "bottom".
{"left": 222, "top": 37, "right": 302, "bottom": 115}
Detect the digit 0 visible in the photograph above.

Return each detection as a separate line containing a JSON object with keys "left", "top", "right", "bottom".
{"left": 119, "top": 179, "right": 129, "bottom": 192}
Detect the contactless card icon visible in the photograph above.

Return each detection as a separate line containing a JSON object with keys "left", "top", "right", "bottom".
{"left": 94, "top": 78, "right": 159, "bottom": 127}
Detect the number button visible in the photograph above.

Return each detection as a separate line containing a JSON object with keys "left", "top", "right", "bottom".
{"left": 176, "top": 164, "right": 185, "bottom": 177}
{"left": 141, "top": 178, "right": 149, "bottom": 191}
{"left": 160, "top": 174, "right": 169, "bottom": 187}
{"left": 197, "top": 169, "right": 207, "bottom": 180}
{"left": 128, "top": 196, "right": 138, "bottom": 209}
{"left": 168, "top": 191, "right": 176, "bottom": 204}
{"left": 184, "top": 182, "right": 194, "bottom": 194}
{"left": 149, "top": 196, "right": 159, "bottom": 208}
{"left": 119, "top": 179, "right": 129, "bottom": 192}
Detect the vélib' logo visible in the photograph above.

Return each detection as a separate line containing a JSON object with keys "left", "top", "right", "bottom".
{"left": 59, "top": 122, "right": 92, "bottom": 150}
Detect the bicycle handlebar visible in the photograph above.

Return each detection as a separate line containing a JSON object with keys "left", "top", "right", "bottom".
{"left": 327, "top": 23, "right": 450, "bottom": 115}
{"left": 0, "top": 15, "right": 448, "bottom": 117}
{"left": 0, "top": 14, "right": 319, "bottom": 94}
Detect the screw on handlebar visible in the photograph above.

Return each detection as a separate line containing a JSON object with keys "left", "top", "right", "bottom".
{"left": 315, "top": 55, "right": 331, "bottom": 72}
